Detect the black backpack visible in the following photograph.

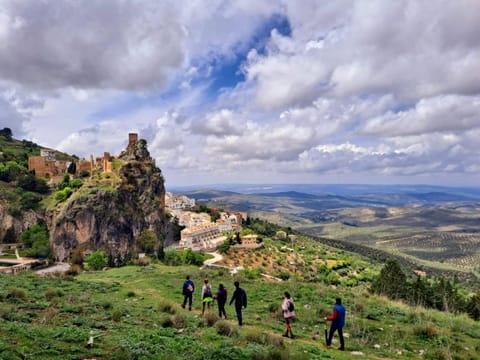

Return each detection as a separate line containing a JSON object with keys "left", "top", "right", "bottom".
{"left": 288, "top": 300, "right": 294, "bottom": 312}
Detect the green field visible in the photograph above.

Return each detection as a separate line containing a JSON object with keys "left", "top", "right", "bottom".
{"left": 1, "top": 236, "right": 479, "bottom": 360}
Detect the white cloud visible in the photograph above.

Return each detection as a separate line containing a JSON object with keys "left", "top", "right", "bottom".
{"left": 1, "top": 1, "right": 480, "bottom": 186}
{"left": 361, "top": 95, "right": 480, "bottom": 136}
{"left": 239, "top": 0, "right": 480, "bottom": 110}
{"left": 0, "top": 1, "right": 185, "bottom": 91}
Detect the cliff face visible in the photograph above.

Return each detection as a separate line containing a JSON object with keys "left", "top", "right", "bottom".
{"left": 0, "top": 204, "right": 40, "bottom": 242}
{"left": 50, "top": 138, "right": 166, "bottom": 266}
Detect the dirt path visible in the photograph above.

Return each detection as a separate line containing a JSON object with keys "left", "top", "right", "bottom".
{"left": 35, "top": 262, "right": 71, "bottom": 275}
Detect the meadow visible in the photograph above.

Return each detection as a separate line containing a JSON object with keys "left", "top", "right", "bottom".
{"left": 1, "top": 236, "right": 479, "bottom": 360}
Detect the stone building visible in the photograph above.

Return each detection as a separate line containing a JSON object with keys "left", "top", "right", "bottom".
{"left": 28, "top": 149, "right": 69, "bottom": 179}
{"left": 179, "top": 223, "right": 226, "bottom": 251}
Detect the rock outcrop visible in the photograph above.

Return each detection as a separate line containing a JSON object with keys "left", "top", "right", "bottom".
{"left": 50, "top": 137, "right": 166, "bottom": 266}
{"left": 0, "top": 204, "right": 40, "bottom": 242}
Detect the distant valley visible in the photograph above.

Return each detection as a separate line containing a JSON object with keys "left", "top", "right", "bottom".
{"left": 171, "top": 184, "right": 480, "bottom": 279}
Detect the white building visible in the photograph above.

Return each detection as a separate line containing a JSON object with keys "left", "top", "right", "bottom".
{"left": 165, "top": 192, "right": 196, "bottom": 210}
{"left": 179, "top": 223, "right": 226, "bottom": 252}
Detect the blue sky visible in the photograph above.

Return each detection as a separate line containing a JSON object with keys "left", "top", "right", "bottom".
{"left": 1, "top": 0, "right": 480, "bottom": 187}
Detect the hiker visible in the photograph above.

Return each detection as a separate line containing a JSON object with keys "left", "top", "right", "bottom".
{"left": 324, "top": 298, "right": 346, "bottom": 351}
{"left": 214, "top": 283, "right": 228, "bottom": 319}
{"left": 181, "top": 275, "right": 195, "bottom": 311}
{"left": 201, "top": 278, "right": 213, "bottom": 315}
{"left": 229, "top": 281, "right": 247, "bottom": 326}
{"left": 281, "top": 291, "right": 295, "bottom": 338}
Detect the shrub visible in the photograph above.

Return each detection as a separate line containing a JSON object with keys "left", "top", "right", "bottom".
{"left": 205, "top": 313, "right": 219, "bottom": 327}
{"left": 244, "top": 329, "right": 265, "bottom": 344}
{"left": 45, "top": 288, "right": 63, "bottom": 301}
{"left": 84, "top": 250, "right": 107, "bottom": 270}
{"left": 66, "top": 264, "right": 81, "bottom": 276}
{"left": 137, "top": 257, "right": 151, "bottom": 267}
{"left": 278, "top": 272, "right": 290, "bottom": 281}
{"left": 126, "top": 291, "right": 136, "bottom": 297}
{"left": 7, "top": 287, "right": 27, "bottom": 301}
{"left": 244, "top": 267, "right": 262, "bottom": 279}
{"left": 159, "top": 314, "right": 174, "bottom": 328}
{"left": 70, "top": 248, "right": 84, "bottom": 266}
{"left": 215, "top": 320, "right": 238, "bottom": 337}
{"left": 413, "top": 324, "right": 439, "bottom": 340}
{"left": 172, "top": 313, "right": 188, "bottom": 329}
{"left": 112, "top": 309, "right": 123, "bottom": 322}
{"left": 158, "top": 299, "right": 176, "bottom": 314}
{"left": 54, "top": 187, "right": 73, "bottom": 202}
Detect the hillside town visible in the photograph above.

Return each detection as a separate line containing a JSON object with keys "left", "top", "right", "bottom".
{"left": 165, "top": 192, "right": 260, "bottom": 252}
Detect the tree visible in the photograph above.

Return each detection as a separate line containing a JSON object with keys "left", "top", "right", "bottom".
{"left": 137, "top": 229, "right": 158, "bottom": 254}
{"left": 466, "top": 292, "right": 480, "bottom": 321}
{"left": 85, "top": 250, "right": 107, "bottom": 270}
{"left": 0, "top": 127, "right": 12, "bottom": 140}
{"left": 67, "top": 162, "right": 76, "bottom": 175}
{"left": 20, "top": 224, "right": 50, "bottom": 258}
{"left": 371, "top": 260, "right": 408, "bottom": 300}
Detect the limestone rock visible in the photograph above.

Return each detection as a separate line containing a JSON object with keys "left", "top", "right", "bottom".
{"left": 50, "top": 138, "right": 166, "bottom": 266}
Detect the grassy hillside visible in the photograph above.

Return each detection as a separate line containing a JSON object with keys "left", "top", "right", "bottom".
{"left": 1, "top": 236, "right": 479, "bottom": 360}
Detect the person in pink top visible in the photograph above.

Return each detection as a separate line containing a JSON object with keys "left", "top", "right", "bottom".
{"left": 281, "top": 291, "right": 295, "bottom": 338}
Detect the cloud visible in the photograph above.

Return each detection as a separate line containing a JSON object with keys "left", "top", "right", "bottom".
{"left": 0, "top": 1, "right": 185, "bottom": 91}
{"left": 0, "top": 88, "right": 36, "bottom": 137}
{"left": 239, "top": 0, "right": 480, "bottom": 110}
{"left": 361, "top": 95, "right": 480, "bottom": 136}
{"left": 190, "top": 109, "right": 244, "bottom": 136}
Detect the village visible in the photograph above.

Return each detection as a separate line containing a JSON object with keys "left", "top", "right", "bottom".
{"left": 165, "top": 192, "right": 261, "bottom": 252}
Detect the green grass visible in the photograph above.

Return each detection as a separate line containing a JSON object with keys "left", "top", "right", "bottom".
{"left": 0, "top": 258, "right": 479, "bottom": 360}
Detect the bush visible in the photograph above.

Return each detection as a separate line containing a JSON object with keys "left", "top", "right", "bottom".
{"left": 205, "top": 313, "right": 219, "bottom": 327}
{"left": 112, "top": 309, "right": 123, "bottom": 322}
{"left": 215, "top": 320, "right": 238, "bottom": 337}
{"left": 66, "top": 264, "right": 81, "bottom": 276}
{"left": 413, "top": 324, "right": 439, "bottom": 340}
{"left": 7, "top": 287, "right": 27, "bottom": 301}
{"left": 172, "top": 313, "right": 188, "bottom": 329}
{"left": 158, "top": 299, "right": 176, "bottom": 314}
{"left": 84, "top": 250, "right": 107, "bottom": 270}
{"left": 159, "top": 314, "right": 174, "bottom": 328}
{"left": 45, "top": 288, "right": 63, "bottom": 301}
{"left": 278, "top": 272, "right": 290, "bottom": 281}
{"left": 54, "top": 186, "right": 73, "bottom": 202}
{"left": 137, "top": 256, "right": 152, "bottom": 267}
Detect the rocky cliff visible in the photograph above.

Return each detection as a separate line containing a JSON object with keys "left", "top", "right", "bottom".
{"left": 50, "top": 137, "right": 166, "bottom": 266}
{"left": 0, "top": 204, "right": 40, "bottom": 242}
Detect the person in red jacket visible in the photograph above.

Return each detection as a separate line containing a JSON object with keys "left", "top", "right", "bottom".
{"left": 324, "top": 298, "right": 346, "bottom": 351}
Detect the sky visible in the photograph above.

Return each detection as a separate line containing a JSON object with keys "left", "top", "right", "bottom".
{"left": 1, "top": 0, "right": 480, "bottom": 188}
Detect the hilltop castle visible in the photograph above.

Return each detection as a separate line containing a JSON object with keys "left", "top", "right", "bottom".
{"left": 28, "top": 133, "right": 138, "bottom": 181}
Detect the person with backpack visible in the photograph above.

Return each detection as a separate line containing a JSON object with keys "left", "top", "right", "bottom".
{"left": 281, "top": 291, "right": 295, "bottom": 338}
{"left": 229, "top": 281, "right": 247, "bottom": 326}
{"left": 213, "top": 283, "right": 228, "bottom": 319}
{"left": 324, "top": 297, "right": 346, "bottom": 351}
{"left": 201, "top": 278, "right": 213, "bottom": 315}
{"left": 181, "top": 275, "right": 195, "bottom": 311}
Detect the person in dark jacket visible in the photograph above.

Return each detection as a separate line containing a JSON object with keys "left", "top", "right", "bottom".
{"left": 181, "top": 275, "right": 194, "bottom": 311}
{"left": 324, "top": 298, "right": 346, "bottom": 351}
{"left": 229, "top": 281, "right": 247, "bottom": 326}
{"left": 214, "top": 283, "right": 228, "bottom": 319}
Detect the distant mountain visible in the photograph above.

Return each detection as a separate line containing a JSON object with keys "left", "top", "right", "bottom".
{"left": 255, "top": 191, "right": 319, "bottom": 199}
{"left": 180, "top": 189, "right": 241, "bottom": 201}
{"left": 405, "top": 191, "right": 476, "bottom": 202}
